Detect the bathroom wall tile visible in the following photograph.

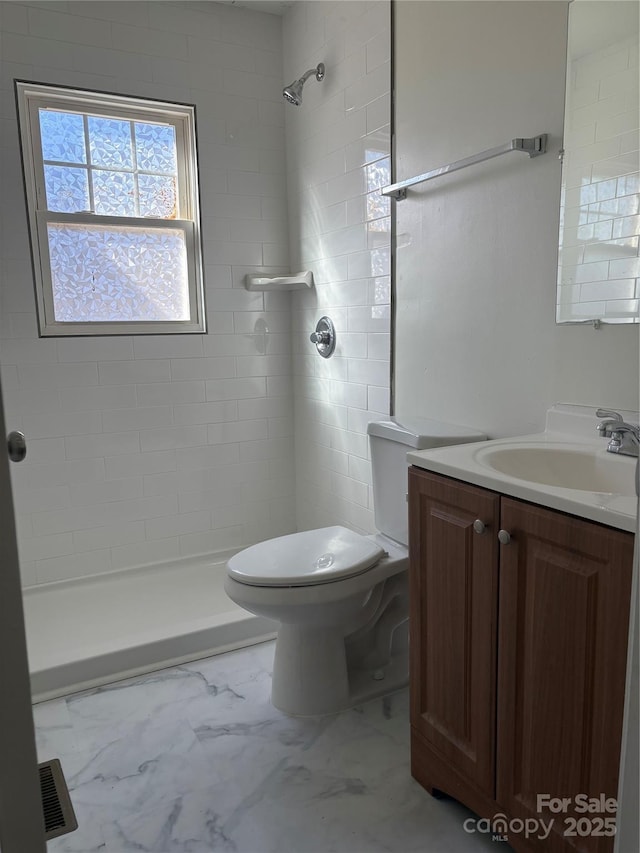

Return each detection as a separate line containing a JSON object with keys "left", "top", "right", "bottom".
{"left": 206, "top": 377, "right": 267, "bottom": 402}
{"left": 18, "top": 532, "right": 75, "bottom": 564}
{"left": 132, "top": 336, "right": 204, "bottom": 361}
{"left": 0, "top": 2, "right": 29, "bottom": 34}
{"left": 140, "top": 425, "right": 208, "bottom": 453}
{"left": 69, "top": 478, "right": 144, "bottom": 507}
{"left": 110, "top": 539, "right": 180, "bottom": 572}
{"left": 35, "top": 548, "right": 113, "bottom": 584}
{"left": 175, "top": 443, "right": 241, "bottom": 472}
{"left": 367, "top": 385, "right": 390, "bottom": 415}
{"left": 136, "top": 381, "right": 206, "bottom": 407}
{"left": 207, "top": 420, "right": 269, "bottom": 445}
{"left": 19, "top": 458, "right": 105, "bottom": 490}
{"left": 22, "top": 411, "right": 102, "bottom": 440}
{"left": 60, "top": 385, "right": 138, "bottom": 412}
{"left": 102, "top": 406, "right": 174, "bottom": 434}
{"left": 347, "top": 358, "right": 389, "bottom": 387}
{"left": 178, "top": 486, "right": 243, "bottom": 514}
{"left": 142, "top": 472, "right": 180, "bottom": 497}
{"left": 173, "top": 400, "right": 238, "bottom": 427}
{"left": 178, "top": 526, "right": 243, "bottom": 557}
{"left": 57, "top": 338, "right": 135, "bottom": 362}
{"left": 73, "top": 521, "right": 146, "bottom": 554}
{"left": 2, "top": 386, "right": 61, "bottom": 415}
{"left": 98, "top": 360, "right": 171, "bottom": 386}
{"left": 236, "top": 354, "right": 291, "bottom": 377}
{"left": 65, "top": 431, "right": 141, "bottom": 460}
{"left": 111, "top": 22, "right": 188, "bottom": 61}
{"left": 144, "top": 511, "right": 212, "bottom": 542}
{"left": 27, "top": 5, "right": 112, "bottom": 48}
{"left": 11, "top": 483, "right": 69, "bottom": 515}
{"left": 17, "top": 362, "right": 99, "bottom": 389}
{"left": 105, "top": 451, "right": 177, "bottom": 481}
{"left": 239, "top": 436, "right": 292, "bottom": 463}
{"left": 169, "top": 358, "right": 237, "bottom": 382}
{"left": 237, "top": 396, "right": 293, "bottom": 421}
{"left": 0, "top": 337, "right": 58, "bottom": 365}
{"left": 176, "top": 463, "right": 252, "bottom": 495}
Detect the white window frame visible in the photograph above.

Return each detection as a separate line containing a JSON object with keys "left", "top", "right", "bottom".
{"left": 15, "top": 81, "right": 206, "bottom": 336}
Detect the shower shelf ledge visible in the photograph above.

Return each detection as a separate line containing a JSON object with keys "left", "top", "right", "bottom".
{"left": 244, "top": 271, "right": 314, "bottom": 291}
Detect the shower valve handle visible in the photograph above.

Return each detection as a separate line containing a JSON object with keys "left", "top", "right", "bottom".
{"left": 310, "top": 330, "right": 330, "bottom": 345}
{"left": 310, "top": 317, "right": 336, "bottom": 358}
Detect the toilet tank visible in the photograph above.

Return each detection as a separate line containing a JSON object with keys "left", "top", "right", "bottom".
{"left": 367, "top": 417, "right": 486, "bottom": 546}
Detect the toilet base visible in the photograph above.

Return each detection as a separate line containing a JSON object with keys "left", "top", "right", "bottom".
{"left": 270, "top": 610, "right": 409, "bottom": 717}
{"left": 272, "top": 625, "right": 350, "bottom": 716}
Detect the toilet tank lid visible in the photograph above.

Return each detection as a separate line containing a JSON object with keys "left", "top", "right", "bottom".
{"left": 367, "top": 417, "right": 486, "bottom": 449}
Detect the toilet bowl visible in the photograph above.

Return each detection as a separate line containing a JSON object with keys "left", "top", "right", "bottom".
{"left": 225, "top": 418, "right": 486, "bottom": 716}
{"left": 225, "top": 528, "right": 409, "bottom": 716}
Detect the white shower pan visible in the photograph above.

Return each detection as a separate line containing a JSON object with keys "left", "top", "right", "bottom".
{"left": 23, "top": 553, "right": 276, "bottom": 703}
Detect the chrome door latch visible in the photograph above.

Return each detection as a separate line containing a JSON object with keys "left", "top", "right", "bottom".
{"left": 7, "top": 431, "right": 27, "bottom": 463}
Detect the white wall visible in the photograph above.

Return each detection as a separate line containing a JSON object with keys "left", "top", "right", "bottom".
{"left": 0, "top": 1, "right": 296, "bottom": 586}
{"left": 283, "top": 0, "right": 392, "bottom": 534}
{"left": 394, "top": 0, "right": 639, "bottom": 439}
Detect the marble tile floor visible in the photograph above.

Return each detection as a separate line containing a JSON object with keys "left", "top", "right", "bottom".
{"left": 33, "top": 641, "right": 510, "bottom": 853}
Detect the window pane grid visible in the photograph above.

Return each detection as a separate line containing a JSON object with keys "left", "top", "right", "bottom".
{"left": 40, "top": 109, "right": 179, "bottom": 219}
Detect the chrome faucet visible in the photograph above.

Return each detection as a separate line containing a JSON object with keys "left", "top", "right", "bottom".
{"left": 596, "top": 409, "right": 639, "bottom": 457}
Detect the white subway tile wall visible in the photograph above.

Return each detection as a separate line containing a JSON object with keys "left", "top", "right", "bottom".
{"left": 558, "top": 31, "right": 639, "bottom": 322}
{"left": 284, "top": 1, "right": 391, "bottom": 535}
{"left": 0, "top": 0, "right": 296, "bottom": 586}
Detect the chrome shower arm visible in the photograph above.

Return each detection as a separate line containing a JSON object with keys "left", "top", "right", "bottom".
{"left": 299, "top": 63, "right": 325, "bottom": 84}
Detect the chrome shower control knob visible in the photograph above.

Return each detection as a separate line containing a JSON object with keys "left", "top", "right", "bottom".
{"left": 310, "top": 316, "right": 336, "bottom": 358}
{"left": 473, "top": 519, "right": 486, "bottom": 534}
{"left": 310, "top": 330, "right": 330, "bottom": 345}
{"left": 498, "top": 529, "right": 511, "bottom": 545}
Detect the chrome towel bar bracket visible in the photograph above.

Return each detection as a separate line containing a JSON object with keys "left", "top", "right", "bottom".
{"left": 381, "top": 134, "right": 548, "bottom": 200}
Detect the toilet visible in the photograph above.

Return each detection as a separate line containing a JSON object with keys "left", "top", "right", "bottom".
{"left": 225, "top": 417, "right": 486, "bottom": 716}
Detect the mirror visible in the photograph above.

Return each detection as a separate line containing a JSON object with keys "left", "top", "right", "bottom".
{"left": 557, "top": 0, "right": 639, "bottom": 324}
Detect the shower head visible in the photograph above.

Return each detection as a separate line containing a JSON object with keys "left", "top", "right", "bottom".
{"left": 283, "top": 62, "right": 325, "bottom": 106}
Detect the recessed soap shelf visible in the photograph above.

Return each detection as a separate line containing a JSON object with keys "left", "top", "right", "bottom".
{"left": 244, "top": 271, "right": 314, "bottom": 291}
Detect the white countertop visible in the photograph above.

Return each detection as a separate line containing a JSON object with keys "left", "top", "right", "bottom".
{"left": 407, "top": 405, "right": 639, "bottom": 534}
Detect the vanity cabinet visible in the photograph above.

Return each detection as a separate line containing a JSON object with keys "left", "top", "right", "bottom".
{"left": 409, "top": 467, "right": 634, "bottom": 853}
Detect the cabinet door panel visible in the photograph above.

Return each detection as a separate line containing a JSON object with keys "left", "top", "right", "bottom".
{"left": 409, "top": 468, "right": 499, "bottom": 796}
{"left": 497, "top": 498, "right": 633, "bottom": 853}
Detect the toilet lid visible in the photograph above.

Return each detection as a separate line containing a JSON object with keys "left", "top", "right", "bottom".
{"left": 227, "top": 526, "right": 385, "bottom": 587}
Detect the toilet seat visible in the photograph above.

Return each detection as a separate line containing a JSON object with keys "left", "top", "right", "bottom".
{"left": 227, "top": 525, "right": 385, "bottom": 587}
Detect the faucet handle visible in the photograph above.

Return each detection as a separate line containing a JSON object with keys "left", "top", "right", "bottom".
{"left": 596, "top": 409, "right": 624, "bottom": 436}
{"left": 596, "top": 408, "right": 623, "bottom": 421}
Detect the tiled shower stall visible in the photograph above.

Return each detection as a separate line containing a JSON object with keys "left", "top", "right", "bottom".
{"left": 0, "top": 0, "right": 391, "bottom": 694}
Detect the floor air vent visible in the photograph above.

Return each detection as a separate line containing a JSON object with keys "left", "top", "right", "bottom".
{"left": 39, "top": 759, "right": 78, "bottom": 840}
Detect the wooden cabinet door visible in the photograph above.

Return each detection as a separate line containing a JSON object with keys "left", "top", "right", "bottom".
{"left": 409, "top": 468, "right": 500, "bottom": 796}
{"left": 497, "top": 498, "right": 634, "bottom": 853}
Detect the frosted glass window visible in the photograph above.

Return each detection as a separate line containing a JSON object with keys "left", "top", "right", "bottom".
{"left": 39, "top": 110, "right": 86, "bottom": 164}
{"left": 134, "top": 122, "right": 177, "bottom": 173}
{"left": 44, "top": 165, "right": 90, "bottom": 213}
{"left": 92, "top": 170, "right": 136, "bottom": 217}
{"left": 16, "top": 82, "right": 205, "bottom": 335}
{"left": 138, "top": 174, "right": 177, "bottom": 219}
{"left": 48, "top": 223, "right": 190, "bottom": 322}
{"left": 88, "top": 117, "right": 133, "bottom": 169}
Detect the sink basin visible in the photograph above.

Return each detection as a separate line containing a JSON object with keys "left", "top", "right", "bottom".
{"left": 475, "top": 444, "right": 636, "bottom": 496}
